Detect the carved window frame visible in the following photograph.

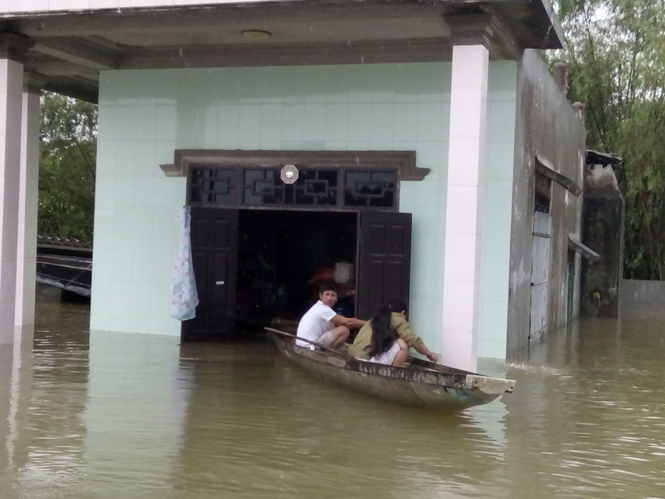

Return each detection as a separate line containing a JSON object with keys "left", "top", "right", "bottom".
{"left": 160, "top": 149, "right": 430, "bottom": 211}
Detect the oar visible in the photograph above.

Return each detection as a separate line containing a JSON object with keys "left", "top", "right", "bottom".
{"left": 264, "top": 327, "right": 352, "bottom": 360}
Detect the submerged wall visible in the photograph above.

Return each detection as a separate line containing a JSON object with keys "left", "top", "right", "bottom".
{"left": 91, "top": 61, "right": 516, "bottom": 359}
{"left": 507, "top": 51, "right": 586, "bottom": 359}
{"left": 620, "top": 280, "right": 665, "bottom": 305}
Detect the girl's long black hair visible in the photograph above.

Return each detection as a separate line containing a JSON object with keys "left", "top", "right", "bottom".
{"left": 368, "top": 299, "right": 408, "bottom": 358}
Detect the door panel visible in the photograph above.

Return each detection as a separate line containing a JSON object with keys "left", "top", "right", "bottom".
{"left": 182, "top": 207, "right": 239, "bottom": 341}
{"left": 530, "top": 211, "right": 551, "bottom": 340}
{"left": 356, "top": 211, "right": 412, "bottom": 320}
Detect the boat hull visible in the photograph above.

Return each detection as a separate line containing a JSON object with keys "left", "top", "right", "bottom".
{"left": 273, "top": 335, "right": 515, "bottom": 410}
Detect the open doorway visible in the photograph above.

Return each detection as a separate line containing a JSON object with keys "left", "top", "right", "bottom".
{"left": 236, "top": 210, "right": 357, "bottom": 332}
{"left": 183, "top": 207, "right": 411, "bottom": 342}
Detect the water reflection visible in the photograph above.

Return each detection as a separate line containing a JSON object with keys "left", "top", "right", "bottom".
{"left": 173, "top": 343, "right": 503, "bottom": 498}
{"left": 1, "top": 296, "right": 665, "bottom": 498}
{"left": 501, "top": 314, "right": 665, "bottom": 499}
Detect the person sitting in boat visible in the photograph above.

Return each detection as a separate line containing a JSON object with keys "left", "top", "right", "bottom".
{"left": 348, "top": 299, "right": 438, "bottom": 366}
{"left": 296, "top": 282, "right": 367, "bottom": 350}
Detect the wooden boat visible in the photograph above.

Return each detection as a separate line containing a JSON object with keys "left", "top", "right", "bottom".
{"left": 267, "top": 328, "right": 516, "bottom": 410}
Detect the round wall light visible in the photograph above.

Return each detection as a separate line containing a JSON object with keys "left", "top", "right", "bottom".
{"left": 281, "top": 164, "right": 299, "bottom": 184}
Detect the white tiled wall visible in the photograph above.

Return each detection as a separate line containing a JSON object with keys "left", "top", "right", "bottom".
{"left": 92, "top": 61, "right": 517, "bottom": 360}
{"left": 0, "top": 0, "right": 277, "bottom": 14}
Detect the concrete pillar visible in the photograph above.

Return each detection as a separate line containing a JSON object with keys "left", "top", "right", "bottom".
{"left": 15, "top": 80, "right": 41, "bottom": 327}
{"left": 440, "top": 35, "right": 491, "bottom": 371}
{"left": 0, "top": 34, "right": 32, "bottom": 344}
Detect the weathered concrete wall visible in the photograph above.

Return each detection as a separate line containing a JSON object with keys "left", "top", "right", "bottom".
{"left": 506, "top": 51, "right": 586, "bottom": 359}
{"left": 620, "top": 279, "right": 665, "bottom": 305}
{"left": 580, "top": 164, "right": 624, "bottom": 317}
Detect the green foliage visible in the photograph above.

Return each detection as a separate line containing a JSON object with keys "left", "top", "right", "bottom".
{"left": 39, "top": 92, "right": 97, "bottom": 242}
{"left": 555, "top": 0, "right": 665, "bottom": 279}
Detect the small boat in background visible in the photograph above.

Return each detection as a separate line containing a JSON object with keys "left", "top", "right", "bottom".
{"left": 36, "top": 235, "right": 92, "bottom": 298}
{"left": 267, "top": 328, "right": 515, "bottom": 410}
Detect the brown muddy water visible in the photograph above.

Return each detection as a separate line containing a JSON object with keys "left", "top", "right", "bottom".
{"left": 1, "top": 297, "right": 664, "bottom": 499}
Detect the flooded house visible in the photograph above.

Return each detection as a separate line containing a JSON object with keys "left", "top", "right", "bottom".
{"left": 1, "top": 0, "right": 587, "bottom": 371}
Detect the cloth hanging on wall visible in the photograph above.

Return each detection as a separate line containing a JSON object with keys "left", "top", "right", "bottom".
{"left": 171, "top": 206, "right": 199, "bottom": 320}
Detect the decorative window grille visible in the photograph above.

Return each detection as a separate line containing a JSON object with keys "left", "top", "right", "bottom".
{"left": 190, "top": 168, "right": 239, "bottom": 205}
{"left": 244, "top": 169, "right": 285, "bottom": 205}
{"left": 344, "top": 171, "right": 395, "bottom": 208}
{"left": 189, "top": 167, "right": 397, "bottom": 210}
{"left": 293, "top": 169, "right": 338, "bottom": 206}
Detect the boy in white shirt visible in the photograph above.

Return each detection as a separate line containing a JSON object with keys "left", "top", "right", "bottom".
{"left": 296, "top": 282, "right": 366, "bottom": 349}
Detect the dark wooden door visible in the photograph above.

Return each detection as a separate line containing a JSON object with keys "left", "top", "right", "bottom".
{"left": 356, "top": 211, "right": 412, "bottom": 320}
{"left": 181, "top": 207, "right": 239, "bottom": 341}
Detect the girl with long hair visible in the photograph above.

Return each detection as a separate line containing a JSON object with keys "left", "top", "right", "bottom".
{"left": 348, "top": 299, "right": 438, "bottom": 367}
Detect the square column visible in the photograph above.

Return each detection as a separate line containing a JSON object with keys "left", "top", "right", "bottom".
{"left": 15, "top": 83, "right": 41, "bottom": 327}
{"left": 0, "top": 34, "right": 32, "bottom": 344}
{"left": 441, "top": 44, "right": 489, "bottom": 371}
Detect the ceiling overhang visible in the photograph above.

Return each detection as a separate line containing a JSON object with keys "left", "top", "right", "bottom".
{"left": 1, "top": 0, "right": 565, "bottom": 103}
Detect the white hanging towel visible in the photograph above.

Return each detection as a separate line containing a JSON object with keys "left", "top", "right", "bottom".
{"left": 171, "top": 206, "right": 199, "bottom": 320}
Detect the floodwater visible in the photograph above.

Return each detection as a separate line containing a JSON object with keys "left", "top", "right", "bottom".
{"left": 1, "top": 298, "right": 665, "bottom": 499}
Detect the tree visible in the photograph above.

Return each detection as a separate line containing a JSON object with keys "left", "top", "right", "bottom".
{"left": 555, "top": 0, "right": 665, "bottom": 279}
{"left": 39, "top": 92, "right": 97, "bottom": 242}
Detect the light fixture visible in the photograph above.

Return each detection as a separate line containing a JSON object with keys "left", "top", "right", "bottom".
{"left": 241, "top": 29, "right": 272, "bottom": 41}
{"left": 281, "top": 164, "right": 299, "bottom": 184}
